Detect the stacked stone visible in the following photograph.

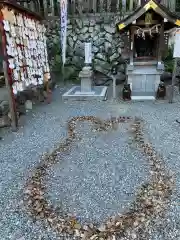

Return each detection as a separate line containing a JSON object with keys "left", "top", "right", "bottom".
{"left": 0, "top": 100, "right": 10, "bottom": 127}
{"left": 46, "top": 16, "right": 127, "bottom": 83}
{"left": 0, "top": 75, "right": 5, "bottom": 87}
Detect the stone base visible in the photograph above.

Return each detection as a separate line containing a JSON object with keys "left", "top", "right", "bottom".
{"left": 127, "top": 63, "right": 163, "bottom": 101}
{"left": 79, "top": 66, "right": 93, "bottom": 93}
{"left": 0, "top": 115, "right": 11, "bottom": 128}
{"left": 131, "top": 96, "right": 155, "bottom": 100}
{"left": 62, "top": 86, "right": 108, "bottom": 101}
{"left": 74, "top": 91, "right": 95, "bottom": 95}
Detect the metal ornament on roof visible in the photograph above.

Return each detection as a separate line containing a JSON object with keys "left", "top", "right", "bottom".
{"left": 134, "top": 24, "right": 161, "bottom": 39}
{"left": 145, "top": 12, "right": 153, "bottom": 26}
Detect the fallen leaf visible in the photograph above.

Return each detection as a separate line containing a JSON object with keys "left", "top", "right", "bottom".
{"left": 74, "top": 223, "right": 81, "bottom": 229}
{"left": 98, "top": 224, "right": 106, "bottom": 232}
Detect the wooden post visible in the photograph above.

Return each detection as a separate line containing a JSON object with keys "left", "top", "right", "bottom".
{"left": 3, "top": 61, "right": 18, "bottom": 131}
{"left": 49, "top": 0, "right": 55, "bottom": 16}
{"left": 129, "top": 0, "right": 134, "bottom": 11}
{"left": 169, "top": 29, "right": 180, "bottom": 103}
{"left": 92, "top": 0, "right": 97, "bottom": 12}
{"left": 116, "top": 0, "right": 120, "bottom": 12}
{"left": 137, "top": 0, "right": 141, "bottom": 6}
{"left": 168, "top": 0, "right": 176, "bottom": 12}
{"left": 157, "top": 21, "right": 164, "bottom": 64}
{"left": 62, "top": 63, "right": 65, "bottom": 85}
{"left": 130, "top": 27, "right": 134, "bottom": 65}
{"left": 60, "top": 0, "right": 68, "bottom": 85}
{"left": 122, "top": 0, "right": 126, "bottom": 13}
{"left": 71, "top": 0, "right": 76, "bottom": 14}
{"left": 44, "top": 0, "right": 48, "bottom": 16}
{"left": 99, "top": 0, "right": 104, "bottom": 12}
{"left": 0, "top": 9, "right": 18, "bottom": 131}
{"left": 106, "top": 0, "right": 111, "bottom": 12}
{"left": 112, "top": 75, "right": 116, "bottom": 99}
{"left": 23, "top": 2, "right": 28, "bottom": 8}
{"left": 169, "top": 58, "right": 177, "bottom": 103}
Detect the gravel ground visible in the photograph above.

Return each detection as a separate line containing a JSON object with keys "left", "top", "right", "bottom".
{"left": 0, "top": 85, "right": 180, "bottom": 239}
{"left": 47, "top": 121, "right": 149, "bottom": 225}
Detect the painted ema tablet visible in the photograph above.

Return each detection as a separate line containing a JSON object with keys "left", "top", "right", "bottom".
{"left": 173, "top": 29, "right": 180, "bottom": 58}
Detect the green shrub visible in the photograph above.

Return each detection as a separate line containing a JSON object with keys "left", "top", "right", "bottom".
{"left": 163, "top": 45, "right": 174, "bottom": 73}
{"left": 47, "top": 39, "right": 81, "bottom": 83}
{"left": 47, "top": 39, "right": 62, "bottom": 73}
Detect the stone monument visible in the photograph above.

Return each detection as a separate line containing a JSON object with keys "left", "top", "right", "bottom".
{"left": 74, "top": 42, "right": 94, "bottom": 95}
{"left": 62, "top": 42, "right": 108, "bottom": 101}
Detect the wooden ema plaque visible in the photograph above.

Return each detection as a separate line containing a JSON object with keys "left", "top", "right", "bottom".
{"left": 0, "top": 1, "right": 51, "bottom": 129}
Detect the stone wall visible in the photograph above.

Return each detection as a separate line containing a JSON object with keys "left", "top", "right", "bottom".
{"left": 45, "top": 15, "right": 127, "bottom": 83}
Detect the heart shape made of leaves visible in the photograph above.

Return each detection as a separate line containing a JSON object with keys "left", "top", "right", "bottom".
{"left": 23, "top": 116, "right": 174, "bottom": 240}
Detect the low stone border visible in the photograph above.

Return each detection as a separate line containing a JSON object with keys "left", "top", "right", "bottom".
{"left": 23, "top": 116, "right": 174, "bottom": 240}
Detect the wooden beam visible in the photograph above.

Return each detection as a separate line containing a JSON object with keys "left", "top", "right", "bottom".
{"left": 99, "top": 0, "right": 104, "bottom": 12}
{"left": 150, "top": 5, "right": 175, "bottom": 23}
{"left": 23, "top": 2, "right": 28, "bottom": 8}
{"left": 3, "top": 61, "right": 18, "bottom": 131}
{"left": 44, "top": 0, "right": 48, "bottom": 16}
{"left": 107, "top": 0, "right": 111, "bottom": 12}
{"left": 122, "top": 0, "right": 126, "bottom": 12}
{"left": 92, "top": 0, "right": 97, "bottom": 13}
{"left": 136, "top": 20, "right": 159, "bottom": 25}
{"left": 116, "top": 0, "right": 120, "bottom": 12}
{"left": 71, "top": 0, "right": 76, "bottom": 15}
{"left": 49, "top": 0, "right": 54, "bottom": 16}
{"left": 29, "top": 1, "right": 35, "bottom": 12}
{"left": 130, "top": 27, "right": 135, "bottom": 65}
{"left": 118, "top": 0, "right": 180, "bottom": 31}
{"left": 118, "top": 6, "right": 147, "bottom": 30}
{"left": 129, "top": 0, "right": 133, "bottom": 11}
{"left": 0, "top": 1, "right": 42, "bottom": 19}
{"left": 163, "top": 0, "right": 168, "bottom": 7}
{"left": 169, "top": 58, "right": 177, "bottom": 103}
{"left": 157, "top": 21, "right": 164, "bottom": 64}
{"left": 137, "top": 0, "right": 141, "bottom": 6}
{"left": 0, "top": 7, "right": 18, "bottom": 131}
{"left": 168, "top": 0, "right": 176, "bottom": 12}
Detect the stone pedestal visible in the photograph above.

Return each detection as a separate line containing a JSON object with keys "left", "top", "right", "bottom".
{"left": 62, "top": 42, "right": 107, "bottom": 101}
{"left": 75, "top": 66, "right": 95, "bottom": 95}
{"left": 62, "top": 65, "right": 108, "bottom": 101}
{"left": 80, "top": 67, "right": 93, "bottom": 92}
{"left": 126, "top": 61, "right": 164, "bottom": 100}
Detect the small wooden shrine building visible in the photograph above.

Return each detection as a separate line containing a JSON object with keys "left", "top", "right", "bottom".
{"left": 117, "top": 0, "right": 180, "bottom": 100}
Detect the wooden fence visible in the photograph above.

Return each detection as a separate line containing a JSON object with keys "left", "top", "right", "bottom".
{"left": 20, "top": 0, "right": 177, "bottom": 18}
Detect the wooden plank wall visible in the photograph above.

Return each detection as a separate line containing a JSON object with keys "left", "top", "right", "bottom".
{"left": 19, "top": 0, "right": 177, "bottom": 17}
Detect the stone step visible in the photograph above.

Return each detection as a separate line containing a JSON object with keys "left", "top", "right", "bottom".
{"left": 0, "top": 75, "right": 5, "bottom": 87}
{"left": 0, "top": 115, "right": 11, "bottom": 128}
{"left": 0, "top": 100, "right": 9, "bottom": 116}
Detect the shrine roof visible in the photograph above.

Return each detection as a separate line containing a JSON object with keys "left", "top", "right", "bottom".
{"left": 117, "top": 0, "right": 180, "bottom": 31}
{"left": 0, "top": 0, "right": 43, "bottom": 20}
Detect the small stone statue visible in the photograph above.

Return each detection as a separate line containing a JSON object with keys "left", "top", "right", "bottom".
{"left": 122, "top": 84, "right": 131, "bottom": 100}
{"left": 156, "top": 81, "right": 166, "bottom": 99}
